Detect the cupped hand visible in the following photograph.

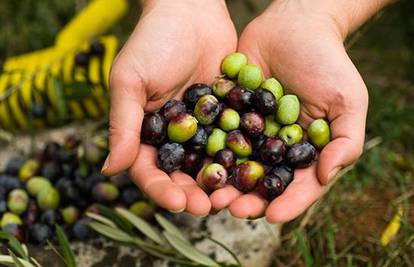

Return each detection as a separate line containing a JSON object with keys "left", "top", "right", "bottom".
{"left": 102, "top": 0, "right": 237, "bottom": 216}
{"left": 210, "top": 0, "right": 368, "bottom": 223}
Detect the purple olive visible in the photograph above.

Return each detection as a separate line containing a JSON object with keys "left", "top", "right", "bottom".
{"left": 260, "top": 137, "right": 286, "bottom": 165}
{"left": 272, "top": 165, "right": 294, "bottom": 187}
{"left": 226, "top": 130, "right": 252, "bottom": 157}
{"left": 184, "top": 83, "right": 212, "bottom": 108}
{"left": 232, "top": 161, "right": 265, "bottom": 193}
{"left": 287, "top": 142, "right": 317, "bottom": 168}
{"left": 227, "top": 86, "right": 253, "bottom": 111}
{"left": 256, "top": 174, "right": 285, "bottom": 201}
{"left": 141, "top": 113, "right": 167, "bottom": 146}
{"left": 253, "top": 88, "right": 277, "bottom": 115}
{"left": 240, "top": 112, "right": 265, "bottom": 137}
{"left": 157, "top": 143, "right": 185, "bottom": 173}
{"left": 181, "top": 150, "right": 204, "bottom": 178}
{"left": 160, "top": 99, "right": 187, "bottom": 121}
{"left": 199, "top": 163, "right": 228, "bottom": 192}
{"left": 214, "top": 149, "right": 236, "bottom": 169}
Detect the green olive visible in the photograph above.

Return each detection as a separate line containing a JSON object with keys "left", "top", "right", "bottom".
{"left": 264, "top": 115, "right": 281, "bottom": 137}
{"left": 206, "top": 128, "right": 227, "bottom": 156}
{"left": 308, "top": 119, "right": 330, "bottom": 148}
{"left": 221, "top": 52, "right": 248, "bottom": 78}
{"left": 278, "top": 124, "right": 303, "bottom": 146}
{"left": 212, "top": 78, "right": 235, "bottom": 98}
{"left": 261, "top": 78, "right": 284, "bottom": 101}
{"left": 37, "top": 187, "right": 60, "bottom": 210}
{"left": 167, "top": 113, "right": 198, "bottom": 142}
{"left": 237, "top": 64, "right": 263, "bottom": 90}
{"left": 218, "top": 108, "right": 240, "bottom": 131}
{"left": 276, "top": 95, "right": 300, "bottom": 125}
{"left": 26, "top": 176, "right": 52, "bottom": 196}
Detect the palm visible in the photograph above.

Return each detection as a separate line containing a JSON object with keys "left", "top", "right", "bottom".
{"left": 210, "top": 12, "right": 368, "bottom": 222}
{"left": 105, "top": 1, "right": 237, "bottom": 216}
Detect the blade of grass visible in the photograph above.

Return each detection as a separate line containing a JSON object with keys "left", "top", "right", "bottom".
{"left": 295, "top": 229, "right": 314, "bottom": 267}
{"left": 47, "top": 240, "right": 71, "bottom": 267}
{"left": 0, "top": 231, "right": 29, "bottom": 260}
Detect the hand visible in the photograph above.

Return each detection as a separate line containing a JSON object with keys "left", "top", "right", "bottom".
{"left": 102, "top": 0, "right": 237, "bottom": 216}
{"left": 210, "top": 0, "right": 368, "bottom": 223}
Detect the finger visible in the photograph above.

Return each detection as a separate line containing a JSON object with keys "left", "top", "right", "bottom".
{"left": 209, "top": 185, "right": 242, "bottom": 211}
{"left": 129, "top": 144, "right": 186, "bottom": 212}
{"left": 170, "top": 171, "right": 211, "bottom": 217}
{"left": 266, "top": 164, "right": 325, "bottom": 223}
{"left": 318, "top": 112, "right": 366, "bottom": 184}
{"left": 101, "top": 57, "right": 147, "bottom": 176}
{"left": 228, "top": 192, "right": 268, "bottom": 219}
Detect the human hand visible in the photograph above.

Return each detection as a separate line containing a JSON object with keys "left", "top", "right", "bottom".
{"left": 210, "top": 0, "right": 369, "bottom": 223}
{"left": 102, "top": 0, "right": 237, "bottom": 216}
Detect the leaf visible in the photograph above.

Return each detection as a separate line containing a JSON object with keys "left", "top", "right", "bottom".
{"left": 155, "top": 214, "right": 188, "bottom": 243}
{"left": 0, "top": 231, "right": 29, "bottom": 260}
{"left": 47, "top": 240, "right": 69, "bottom": 267}
{"left": 8, "top": 250, "right": 25, "bottom": 267}
{"left": 0, "top": 255, "right": 36, "bottom": 267}
{"left": 115, "top": 208, "right": 163, "bottom": 245}
{"left": 63, "top": 82, "right": 95, "bottom": 100}
{"left": 380, "top": 205, "right": 403, "bottom": 246}
{"left": 205, "top": 236, "right": 241, "bottom": 267}
{"left": 88, "top": 222, "right": 134, "bottom": 243}
{"left": 86, "top": 212, "right": 118, "bottom": 228}
{"left": 295, "top": 229, "right": 314, "bottom": 267}
{"left": 96, "top": 205, "right": 134, "bottom": 234}
{"left": 53, "top": 78, "right": 69, "bottom": 123}
{"left": 55, "top": 225, "right": 76, "bottom": 267}
{"left": 163, "top": 232, "right": 220, "bottom": 267}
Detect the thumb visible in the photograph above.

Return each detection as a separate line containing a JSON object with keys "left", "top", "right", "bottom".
{"left": 102, "top": 65, "right": 147, "bottom": 176}
{"left": 317, "top": 112, "right": 366, "bottom": 185}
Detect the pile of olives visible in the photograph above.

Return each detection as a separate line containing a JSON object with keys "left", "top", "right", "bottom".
{"left": 0, "top": 134, "right": 154, "bottom": 244}
{"left": 142, "top": 52, "right": 331, "bottom": 200}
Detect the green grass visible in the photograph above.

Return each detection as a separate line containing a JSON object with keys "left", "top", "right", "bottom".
{"left": 0, "top": 0, "right": 413, "bottom": 266}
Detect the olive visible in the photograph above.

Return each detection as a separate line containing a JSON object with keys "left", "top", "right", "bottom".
{"left": 240, "top": 112, "right": 265, "bottom": 137}
{"left": 261, "top": 78, "right": 284, "bottom": 101}
{"left": 278, "top": 124, "right": 303, "bottom": 146}
{"left": 120, "top": 186, "right": 143, "bottom": 206}
{"left": 214, "top": 149, "right": 236, "bottom": 169}
{"left": 276, "top": 95, "right": 300, "bottom": 125}
{"left": 43, "top": 142, "right": 61, "bottom": 161}
{"left": 206, "top": 128, "right": 227, "bottom": 157}
{"left": 7, "top": 189, "right": 29, "bottom": 215}
{"left": 221, "top": 52, "right": 247, "bottom": 78}
{"left": 129, "top": 201, "right": 155, "bottom": 220}
{"left": 263, "top": 115, "right": 281, "bottom": 137}
{"left": 141, "top": 113, "right": 167, "bottom": 146}
{"left": 109, "top": 172, "right": 132, "bottom": 189}
{"left": 188, "top": 125, "right": 208, "bottom": 152}
{"left": 181, "top": 150, "right": 204, "bottom": 178}
{"left": 237, "top": 64, "right": 263, "bottom": 90}
{"left": 92, "top": 182, "right": 119, "bottom": 203}
{"left": 226, "top": 130, "right": 252, "bottom": 158}
{"left": 23, "top": 201, "right": 39, "bottom": 226}
{"left": 1, "top": 212, "right": 22, "bottom": 228}
{"left": 18, "top": 159, "right": 40, "bottom": 182}
{"left": 56, "top": 178, "right": 81, "bottom": 205}
{"left": 307, "top": 118, "right": 331, "bottom": 149}
{"left": 37, "top": 187, "right": 60, "bottom": 210}
{"left": 253, "top": 88, "right": 277, "bottom": 115}
{"left": 167, "top": 113, "right": 198, "bottom": 143}
{"left": 157, "top": 143, "right": 185, "bottom": 173}
{"left": 260, "top": 137, "right": 286, "bottom": 165}
{"left": 72, "top": 218, "right": 95, "bottom": 240}
{"left": 272, "top": 165, "right": 294, "bottom": 187}
{"left": 160, "top": 99, "right": 187, "bottom": 121}
{"left": 232, "top": 161, "right": 265, "bottom": 193}
{"left": 41, "top": 161, "right": 62, "bottom": 181}
{"left": 29, "top": 223, "right": 53, "bottom": 245}
{"left": 194, "top": 95, "right": 220, "bottom": 125}
{"left": 89, "top": 41, "right": 105, "bottom": 55}
{"left": 4, "top": 157, "right": 26, "bottom": 176}
{"left": 218, "top": 108, "right": 240, "bottom": 131}
{"left": 287, "top": 142, "right": 317, "bottom": 168}
{"left": 61, "top": 206, "right": 80, "bottom": 225}
{"left": 74, "top": 51, "right": 90, "bottom": 67}
{"left": 2, "top": 224, "right": 25, "bottom": 242}
{"left": 184, "top": 83, "right": 212, "bottom": 108}
{"left": 212, "top": 78, "right": 236, "bottom": 98}
{"left": 0, "top": 175, "right": 23, "bottom": 192}
{"left": 82, "top": 142, "right": 105, "bottom": 164}
{"left": 40, "top": 209, "right": 62, "bottom": 227}
{"left": 257, "top": 174, "right": 285, "bottom": 201}
{"left": 227, "top": 86, "right": 253, "bottom": 111}
{"left": 199, "top": 163, "right": 228, "bottom": 192}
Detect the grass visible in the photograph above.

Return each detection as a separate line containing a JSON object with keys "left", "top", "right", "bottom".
{"left": 0, "top": 0, "right": 413, "bottom": 266}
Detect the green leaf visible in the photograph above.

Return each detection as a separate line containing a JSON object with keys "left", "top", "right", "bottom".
{"left": 88, "top": 222, "right": 134, "bottom": 243}
{"left": 63, "top": 82, "right": 95, "bottom": 100}
{"left": 295, "top": 229, "right": 314, "bottom": 267}
{"left": 0, "top": 231, "right": 29, "bottom": 260}
{"left": 115, "top": 208, "right": 164, "bottom": 245}
{"left": 163, "top": 232, "right": 220, "bottom": 267}
{"left": 205, "top": 236, "right": 241, "bottom": 267}
{"left": 53, "top": 78, "right": 69, "bottom": 123}
{"left": 47, "top": 240, "right": 69, "bottom": 267}
{"left": 0, "top": 255, "right": 36, "bottom": 267}
{"left": 8, "top": 250, "right": 25, "bottom": 267}
{"left": 96, "top": 205, "right": 134, "bottom": 234}
{"left": 55, "top": 225, "right": 76, "bottom": 267}
{"left": 155, "top": 214, "right": 188, "bottom": 243}
{"left": 86, "top": 212, "right": 118, "bottom": 228}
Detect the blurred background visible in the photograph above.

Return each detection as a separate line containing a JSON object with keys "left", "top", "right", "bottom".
{"left": 0, "top": 0, "right": 413, "bottom": 266}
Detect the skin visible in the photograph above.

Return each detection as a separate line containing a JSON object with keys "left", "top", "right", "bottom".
{"left": 104, "top": 0, "right": 394, "bottom": 221}
{"left": 102, "top": 0, "right": 237, "bottom": 216}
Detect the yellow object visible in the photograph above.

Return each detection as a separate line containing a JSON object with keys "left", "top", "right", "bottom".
{"left": 56, "top": 0, "right": 128, "bottom": 49}
{"left": 380, "top": 205, "right": 403, "bottom": 246}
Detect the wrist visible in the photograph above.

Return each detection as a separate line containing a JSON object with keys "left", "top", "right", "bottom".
{"left": 141, "top": 0, "right": 226, "bottom": 10}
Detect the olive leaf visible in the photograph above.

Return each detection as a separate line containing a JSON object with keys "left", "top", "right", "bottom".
{"left": 0, "top": 231, "right": 29, "bottom": 260}
{"left": 88, "top": 222, "right": 134, "bottom": 243}
{"left": 96, "top": 204, "right": 134, "bottom": 234}
{"left": 163, "top": 232, "right": 220, "bottom": 267}
{"left": 205, "top": 236, "right": 241, "bottom": 267}
{"left": 9, "top": 250, "right": 25, "bottom": 267}
{"left": 86, "top": 212, "right": 118, "bottom": 228}
{"left": 0, "top": 255, "right": 36, "bottom": 267}
{"left": 115, "top": 208, "right": 164, "bottom": 245}
{"left": 55, "top": 225, "right": 76, "bottom": 267}
{"left": 154, "top": 214, "right": 188, "bottom": 243}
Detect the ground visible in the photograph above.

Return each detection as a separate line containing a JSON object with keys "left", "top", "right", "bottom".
{"left": 0, "top": 0, "right": 413, "bottom": 266}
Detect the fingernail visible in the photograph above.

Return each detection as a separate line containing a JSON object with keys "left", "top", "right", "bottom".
{"left": 327, "top": 167, "right": 341, "bottom": 182}
{"left": 168, "top": 208, "right": 185, "bottom": 213}
{"left": 196, "top": 213, "right": 209, "bottom": 218}
{"left": 101, "top": 154, "right": 110, "bottom": 174}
